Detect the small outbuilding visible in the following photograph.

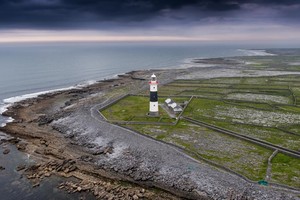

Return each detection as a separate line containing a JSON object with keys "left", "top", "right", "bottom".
{"left": 165, "top": 98, "right": 173, "bottom": 105}
{"left": 164, "top": 98, "right": 183, "bottom": 114}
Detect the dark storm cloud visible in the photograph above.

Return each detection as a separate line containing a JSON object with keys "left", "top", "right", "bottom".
{"left": 0, "top": 0, "right": 299, "bottom": 29}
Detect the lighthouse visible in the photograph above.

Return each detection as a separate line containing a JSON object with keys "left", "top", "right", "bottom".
{"left": 149, "top": 74, "right": 159, "bottom": 116}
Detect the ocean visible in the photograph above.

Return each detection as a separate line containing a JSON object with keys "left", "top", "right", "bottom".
{"left": 0, "top": 41, "right": 276, "bottom": 127}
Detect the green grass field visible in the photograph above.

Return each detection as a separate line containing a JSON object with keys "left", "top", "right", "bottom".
{"left": 101, "top": 60, "right": 300, "bottom": 188}
{"left": 101, "top": 95, "right": 180, "bottom": 123}
{"left": 183, "top": 97, "right": 300, "bottom": 150}
{"left": 127, "top": 120, "right": 272, "bottom": 180}
{"left": 271, "top": 153, "right": 300, "bottom": 188}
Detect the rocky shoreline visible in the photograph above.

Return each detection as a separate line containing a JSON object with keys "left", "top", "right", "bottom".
{"left": 1, "top": 66, "right": 299, "bottom": 200}
{"left": 0, "top": 69, "right": 186, "bottom": 200}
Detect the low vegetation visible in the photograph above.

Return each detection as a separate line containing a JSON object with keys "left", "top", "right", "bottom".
{"left": 127, "top": 120, "right": 272, "bottom": 181}
{"left": 100, "top": 53, "right": 300, "bottom": 189}
{"left": 271, "top": 153, "right": 300, "bottom": 188}
{"left": 101, "top": 95, "right": 181, "bottom": 123}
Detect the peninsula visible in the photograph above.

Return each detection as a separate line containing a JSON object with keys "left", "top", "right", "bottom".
{"left": 1, "top": 49, "right": 300, "bottom": 200}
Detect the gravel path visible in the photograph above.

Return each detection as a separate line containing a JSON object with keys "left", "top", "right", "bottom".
{"left": 265, "top": 150, "right": 279, "bottom": 182}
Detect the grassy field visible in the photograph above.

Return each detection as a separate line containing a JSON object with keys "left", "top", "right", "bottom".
{"left": 127, "top": 120, "right": 272, "bottom": 181}
{"left": 101, "top": 95, "right": 185, "bottom": 123}
{"left": 184, "top": 97, "right": 300, "bottom": 150}
{"left": 100, "top": 54, "right": 300, "bottom": 188}
{"left": 271, "top": 153, "right": 300, "bottom": 188}
{"left": 241, "top": 53, "right": 300, "bottom": 71}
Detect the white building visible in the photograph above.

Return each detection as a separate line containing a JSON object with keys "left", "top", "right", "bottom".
{"left": 165, "top": 98, "right": 183, "bottom": 114}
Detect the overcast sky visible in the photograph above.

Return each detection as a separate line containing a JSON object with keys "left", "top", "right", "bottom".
{"left": 0, "top": 0, "right": 300, "bottom": 42}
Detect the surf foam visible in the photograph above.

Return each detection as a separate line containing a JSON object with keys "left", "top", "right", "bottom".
{"left": 238, "top": 49, "right": 276, "bottom": 56}
{"left": 0, "top": 79, "right": 99, "bottom": 127}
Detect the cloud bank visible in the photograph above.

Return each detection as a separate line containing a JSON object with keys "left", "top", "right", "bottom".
{"left": 0, "top": 0, "right": 299, "bottom": 42}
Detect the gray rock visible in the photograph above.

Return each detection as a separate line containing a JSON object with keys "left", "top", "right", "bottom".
{"left": 17, "top": 142, "right": 27, "bottom": 151}
{"left": 16, "top": 164, "right": 26, "bottom": 171}
{"left": 3, "top": 148, "right": 10, "bottom": 154}
{"left": 7, "top": 137, "right": 20, "bottom": 144}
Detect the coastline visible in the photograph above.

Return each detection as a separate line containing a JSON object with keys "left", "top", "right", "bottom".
{"left": 0, "top": 48, "right": 273, "bottom": 128}
{"left": 0, "top": 69, "right": 185, "bottom": 199}
{"left": 1, "top": 51, "right": 300, "bottom": 199}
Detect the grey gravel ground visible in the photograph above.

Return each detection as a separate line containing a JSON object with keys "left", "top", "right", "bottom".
{"left": 51, "top": 67, "right": 300, "bottom": 200}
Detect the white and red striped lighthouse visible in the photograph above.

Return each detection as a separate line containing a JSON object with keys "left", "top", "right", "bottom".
{"left": 149, "top": 74, "right": 159, "bottom": 116}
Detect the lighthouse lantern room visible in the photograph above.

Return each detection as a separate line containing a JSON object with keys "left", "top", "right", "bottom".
{"left": 149, "top": 74, "right": 159, "bottom": 116}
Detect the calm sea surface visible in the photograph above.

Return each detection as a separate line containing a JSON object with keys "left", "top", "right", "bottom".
{"left": 0, "top": 42, "right": 246, "bottom": 99}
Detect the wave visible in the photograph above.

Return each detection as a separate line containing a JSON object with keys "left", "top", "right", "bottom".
{"left": 0, "top": 117, "right": 13, "bottom": 128}
{"left": 0, "top": 103, "right": 9, "bottom": 115}
{"left": 238, "top": 49, "right": 276, "bottom": 56}
{"left": 182, "top": 57, "right": 205, "bottom": 64}
{"left": 0, "top": 130, "right": 9, "bottom": 139}
{"left": 2, "top": 86, "right": 76, "bottom": 106}
{"left": 0, "top": 79, "right": 101, "bottom": 127}
{"left": 176, "top": 57, "right": 217, "bottom": 69}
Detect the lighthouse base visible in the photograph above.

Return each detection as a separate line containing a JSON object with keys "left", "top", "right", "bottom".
{"left": 147, "top": 111, "right": 159, "bottom": 117}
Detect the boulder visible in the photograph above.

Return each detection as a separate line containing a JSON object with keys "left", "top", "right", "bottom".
{"left": 16, "top": 164, "right": 26, "bottom": 171}
{"left": 17, "top": 142, "right": 27, "bottom": 151}
{"left": 79, "top": 155, "right": 94, "bottom": 162}
{"left": 7, "top": 137, "right": 20, "bottom": 144}
{"left": 44, "top": 172, "right": 51, "bottom": 177}
{"left": 3, "top": 149, "right": 10, "bottom": 154}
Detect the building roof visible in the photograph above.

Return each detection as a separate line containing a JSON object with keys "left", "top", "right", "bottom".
{"left": 173, "top": 105, "right": 183, "bottom": 111}
{"left": 165, "top": 98, "right": 172, "bottom": 104}
{"left": 165, "top": 98, "right": 183, "bottom": 112}
{"left": 170, "top": 102, "right": 177, "bottom": 108}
